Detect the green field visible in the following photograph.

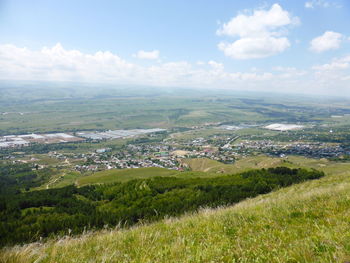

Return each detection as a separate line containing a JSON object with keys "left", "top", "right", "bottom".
{"left": 2, "top": 85, "right": 350, "bottom": 136}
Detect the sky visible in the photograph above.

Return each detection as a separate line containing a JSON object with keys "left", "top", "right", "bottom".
{"left": 0, "top": 0, "right": 350, "bottom": 95}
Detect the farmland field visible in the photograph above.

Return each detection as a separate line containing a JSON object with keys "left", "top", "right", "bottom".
{"left": 2, "top": 85, "right": 350, "bottom": 136}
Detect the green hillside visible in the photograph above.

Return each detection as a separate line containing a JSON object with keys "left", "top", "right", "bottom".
{"left": 2, "top": 168, "right": 350, "bottom": 262}
{"left": 37, "top": 156, "right": 350, "bottom": 190}
{"left": 182, "top": 156, "right": 285, "bottom": 173}
{"left": 76, "top": 167, "right": 179, "bottom": 186}
{"left": 183, "top": 155, "right": 350, "bottom": 176}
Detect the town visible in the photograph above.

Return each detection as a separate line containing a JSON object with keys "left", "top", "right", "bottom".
{"left": 3, "top": 122, "right": 349, "bottom": 173}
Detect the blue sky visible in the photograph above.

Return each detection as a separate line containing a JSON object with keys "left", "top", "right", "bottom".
{"left": 0, "top": 0, "right": 350, "bottom": 94}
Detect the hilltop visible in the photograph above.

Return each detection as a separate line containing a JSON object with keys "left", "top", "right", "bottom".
{"left": 2, "top": 167, "right": 350, "bottom": 262}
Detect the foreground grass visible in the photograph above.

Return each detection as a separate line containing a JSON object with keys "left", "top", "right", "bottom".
{"left": 2, "top": 170, "right": 350, "bottom": 262}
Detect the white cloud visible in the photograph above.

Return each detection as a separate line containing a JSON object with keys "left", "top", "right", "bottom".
{"left": 208, "top": 60, "right": 224, "bottom": 71}
{"left": 217, "top": 4, "right": 296, "bottom": 38}
{"left": 310, "top": 31, "right": 343, "bottom": 53}
{"left": 2, "top": 43, "right": 350, "bottom": 95}
{"left": 312, "top": 56, "right": 350, "bottom": 71}
{"left": 0, "top": 43, "right": 276, "bottom": 87}
{"left": 217, "top": 3, "right": 298, "bottom": 59}
{"left": 305, "top": 0, "right": 341, "bottom": 9}
{"left": 272, "top": 66, "right": 307, "bottom": 78}
{"left": 134, "top": 50, "right": 159, "bottom": 60}
{"left": 312, "top": 61, "right": 349, "bottom": 71}
{"left": 218, "top": 37, "right": 290, "bottom": 59}
{"left": 309, "top": 55, "right": 350, "bottom": 93}
{"left": 0, "top": 43, "right": 135, "bottom": 82}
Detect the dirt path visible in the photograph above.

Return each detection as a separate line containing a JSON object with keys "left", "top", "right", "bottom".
{"left": 46, "top": 173, "right": 65, "bottom": 189}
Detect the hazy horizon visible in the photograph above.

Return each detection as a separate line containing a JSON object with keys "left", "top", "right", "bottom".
{"left": 1, "top": 79, "right": 349, "bottom": 100}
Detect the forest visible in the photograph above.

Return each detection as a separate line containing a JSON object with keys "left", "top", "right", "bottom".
{"left": 0, "top": 163, "right": 52, "bottom": 195}
{"left": 0, "top": 166, "right": 324, "bottom": 247}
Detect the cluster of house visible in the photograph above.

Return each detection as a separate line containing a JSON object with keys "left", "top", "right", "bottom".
{"left": 72, "top": 144, "right": 179, "bottom": 171}
{"left": 5, "top": 128, "right": 349, "bottom": 174}
{"left": 57, "top": 136, "right": 237, "bottom": 171}
{"left": 232, "top": 140, "right": 347, "bottom": 158}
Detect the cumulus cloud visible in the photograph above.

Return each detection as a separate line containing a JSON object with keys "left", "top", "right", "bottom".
{"left": 2, "top": 42, "right": 350, "bottom": 95}
{"left": 217, "top": 3, "right": 299, "bottom": 59}
{"left": 0, "top": 43, "right": 278, "bottom": 87}
{"left": 0, "top": 43, "right": 135, "bottom": 82}
{"left": 133, "top": 50, "right": 160, "bottom": 60}
{"left": 310, "top": 31, "right": 344, "bottom": 53}
{"left": 218, "top": 37, "right": 290, "bottom": 59}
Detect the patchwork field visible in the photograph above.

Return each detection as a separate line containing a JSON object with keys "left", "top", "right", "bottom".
{"left": 2, "top": 85, "right": 350, "bottom": 136}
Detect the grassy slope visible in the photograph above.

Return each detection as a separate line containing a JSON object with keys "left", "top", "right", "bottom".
{"left": 76, "top": 167, "right": 225, "bottom": 187}
{"left": 77, "top": 155, "right": 288, "bottom": 187}
{"left": 3, "top": 166, "right": 350, "bottom": 262}
{"left": 183, "top": 156, "right": 286, "bottom": 174}
{"left": 65, "top": 155, "right": 350, "bottom": 187}
{"left": 182, "top": 158, "right": 223, "bottom": 172}
{"left": 76, "top": 167, "right": 180, "bottom": 186}
{"left": 183, "top": 155, "right": 350, "bottom": 175}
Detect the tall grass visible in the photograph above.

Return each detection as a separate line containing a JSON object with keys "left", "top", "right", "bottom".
{"left": 2, "top": 171, "right": 350, "bottom": 263}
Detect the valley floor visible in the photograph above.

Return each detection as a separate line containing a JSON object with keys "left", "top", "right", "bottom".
{"left": 2, "top": 169, "right": 350, "bottom": 262}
